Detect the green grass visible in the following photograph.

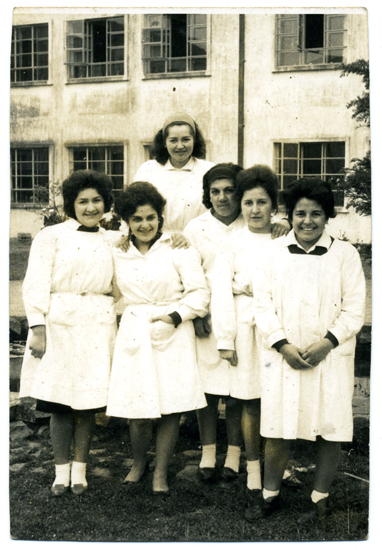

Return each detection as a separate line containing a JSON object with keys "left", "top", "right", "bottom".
{"left": 9, "top": 417, "right": 369, "bottom": 542}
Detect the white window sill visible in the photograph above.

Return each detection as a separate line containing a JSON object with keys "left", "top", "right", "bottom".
{"left": 142, "top": 71, "right": 210, "bottom": 81}
{"left": 66, "top": 77, "right": 128, "bottom": 85}
{"left": 11, "top": 81, "right": 53, "bottom": 88}
{"left": 273, "top": 63, "right": 343, "bottom": 74}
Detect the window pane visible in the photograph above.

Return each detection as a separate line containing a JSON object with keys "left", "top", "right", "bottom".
{"left": 109, "top": 18, "right": 124, "bottom": 33}
{"left": 90, "top": 64, "right": 106, "bottom": 77}
{"left": 326, "top": 159, "right": 345, "bottom": 174}
{"left": 144, "top": 44, "right": 162, "bottom": 58}
{"left": 169, "top": 58, "right": 187, "bottom": 72}
{"left": 73, "top": 149, "right": 87, "bottom": 161}
{"left": 110, "top": 147, "right": 124, "bottom": 160}
{"left": 143, "top": 29, "right": 162, "bottom": 43}
{"left": 35, "top": 25, "right": 48, "bottom": 38}
{"left": 18, "top": 149, "right": 33, "bottom": 162}
{"left": 278, "top": 51, "right": 300, "bottom": 66}
{"left": 110, "top": 48, "right": 124, "bottom": 62}
{"left": 35, "top": 39, "right": 48, "bottom": 52}
{"left": 283, "top": 159, "right": 298, "bottom": 174}
{"left": 110, "top": 34, "right": 124, "bottom": 47}
{"left": 188, "top": 14, "right": 206, "bottom": 26}
{"left": 326, "top": 142, "right": 345, "bottom": 157}
{"left": 109, "top": 161, "right": 124, "bottom": 175}
{"left": 189, "top": 27, "right": 206, "bottom": 41}
{"left": 112, "top": 176, "right": 124, "bottom": 190}
{"left": 67, "top": 35, "right": 83, "bottom": 49}
{"left": 305, "top": 15, "right": 324, "bottom": 49}
{"left": 19, "top": 176, "right": 33, "bottom": 187}
{"left": 327, "top": 50, "right": 344, "bottom": 63}
{"left": 18, "top": 191, "right": 34, "bottom": 202}
{"left": 21, "top": 54, "right": 32, "bottom": 67}
{"left": 304, "top": 50, "right": 324, "bottom": 64}
{"left": 35, "top": 162, "right": 49, "bottom": 175}
{"left": 148, "top": 60, "right": 166, "bottom": 73}
{"left": 283, "top": 143, "right": 298, "bottom": 157}
{"left": 327, "top": 15, "right": 345, "bottom": 31}
{"left": 280, "top": 35, "right": 299, "bottom": 50}
{"left": 280, "top": 18, "right": 298, "bottom": 34}
{"left": 19, "top": 27, "right": 32, "bottom": 40}
{"left": 302, "top": 159, "right": 321, "bottom": 174}
{"left": 73, "top": 160, "right": 87, "bottom": 170}
{"left": 89, "top": 148, "right": 106, "bottom": 162}
{"left": 303, "top": 143, "right": 321, "bottom": 158}
{"left": 19, "top": 69, "right": 33, "bottom": 81}
{"left": 284, "top": 175, "right": 298, "bottom": 188}
{"left": 110, "top": 63, "right": 124, "bottom": 76}
{"left": 190, "top": 43, "right": 206, "bottom": 56}
{"left": 34, "top": 53, "right": 48, "bottom": 66}
{"left": 327, "top": 33, "right": 344, "bottom": 47}
{"left": 189, "top": 57, "right": 206, "bottom": 71}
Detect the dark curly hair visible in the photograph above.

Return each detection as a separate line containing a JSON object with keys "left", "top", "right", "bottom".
{"left": 151, "top": 122, "right": 207, "bottom": 165}
{"left": 282, "top": 177, "right": 337, "bottom": 223}
{"left": 114, "top": 182, "right": 167, "bottom": 231}
{"left": 62, "top": 170, "right": 113, "bottom": 220}
{"left": 202, "top": 163, "right": 243, "bottom": 209}
{"left": 235, "top": 164, "right": 279, "bottom": 212}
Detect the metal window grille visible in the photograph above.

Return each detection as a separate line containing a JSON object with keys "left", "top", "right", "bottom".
{"left": 66, "top": 17, "right": 124, "bottom": 79}
{"left": 11, "top": 147, "right": 50, "bottom": 204}
{"left": 142, "top": 14, "right": 207, "bottom": 75}
{"left": 11, "top": 24, "right": 49, "bottom": 83}
{"left": 274, "top": 141, "right": 345, "bottom": 206}
{"left": 70, "top": 146, "right": 124, "bottom": 196}
{"left": 276, "top": 14, "right": 346, "bottom": 67}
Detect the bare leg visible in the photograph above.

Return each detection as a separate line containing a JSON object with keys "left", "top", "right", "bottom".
{"left": 196, "top": 393, "right": 220, "bottom": 446}
{"left": 125, "top": 419, "right": 153, "bottom": 483}
{"left": 240, "top": 399, "right": 261, "bottom": 461}
{"left": 153, "top": 413, "right": 181, "bottom": 493}
{"left": 73, "top": 412, "right": 96, "bottom": 463}
{"left": 225, "top": 399, "right": 243, "bottom": 448}
{"left": 50, "top": 412, "right": 74, "bottom": 465}
{"left": 263, "top": 438, "right": 290, "bottom": 491}
{"left": 313, "top": 437, "right": 341, "bottom": 494}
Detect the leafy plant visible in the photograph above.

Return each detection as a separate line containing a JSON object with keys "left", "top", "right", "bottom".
{"left": 36, "top": 182, "right": 66, "bottom": 227}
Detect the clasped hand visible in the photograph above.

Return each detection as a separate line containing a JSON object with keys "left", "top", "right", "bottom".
{"left": 280, "top": 339, "right": 334, "bottom": 370}
{"left": 219, "top": 349, "right": 238, "bottom": 367}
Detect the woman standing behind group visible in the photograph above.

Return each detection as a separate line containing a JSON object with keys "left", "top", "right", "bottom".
{"left": 134, "top": 112, "right": 214, "bottom": 233}
{"left": 211, "top": 165, "right": 281, "bottom": 495}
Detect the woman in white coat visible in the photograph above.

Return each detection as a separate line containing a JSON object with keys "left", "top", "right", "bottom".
{"left": 211, "top": 165, "right": 281, "bottom": 493}
{"left": 106, "top": 182, "right": 210, "bottom": 495}
{"left": 247, "top": 178, "right": 366, "bottom": 523}
{"left": 134, "top": 112, "right": 214, "bottom": 233}
{"left": 19, "top": 170, "right": 116, "bottom": 496}
{"left": 184, "top": 164, "right": 289, "bottom": 484}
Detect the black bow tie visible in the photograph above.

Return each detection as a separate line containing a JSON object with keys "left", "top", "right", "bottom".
{"left": 77, "top": 225, "right": 99, "bottom": 233}
{"left": 288, "top": 244, "right": 327, "bottom": 256}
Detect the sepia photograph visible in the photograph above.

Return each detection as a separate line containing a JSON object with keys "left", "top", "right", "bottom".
{"left": 7, "top": 1, "right": 377, "bottom": 544}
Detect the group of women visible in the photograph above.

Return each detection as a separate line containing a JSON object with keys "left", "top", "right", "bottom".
{"left": 19, "top": 112, "right": 366, "bottom": 524}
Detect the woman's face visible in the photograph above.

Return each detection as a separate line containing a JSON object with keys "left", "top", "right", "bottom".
{"left": 292, "top": 197, "right": 327, "bottom": 250}
{"left": 241, "top": 186, "right": 274, "bottom": 234}
{"left": 209, "top": 178, "right": 240, "bottom": 221}
{"left": 165, "top": 124, "right": 195, "bottom": 168}
{"left": 74, "top": 188, "right": 105, "bottom": 227}
{"left": 127, "top": 204, "right": 160, "bottom": 245}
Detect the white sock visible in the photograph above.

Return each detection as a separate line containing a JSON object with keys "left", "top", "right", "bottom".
{"left": 224, "top": 445, "right": 241, "bottom": 473}
{"left": 311, "top": 490, "right": 329, "bottom": 504}
{"left": 262, "top": 488, "right": 279, "bottom": 500}
{"left": 283, "top": 469, "right": 291, "bottom": 480}
{"left": 53, "top": 463, "right": 70, "bottom": 487}
{"left": 199, "top": 444, "right": 216, "bottom": 469}
{"left": 247, "top": 459, "right": 262, "bottom": 490}
{"left": 71, "top": 461, "right": 87, "bottom": 487}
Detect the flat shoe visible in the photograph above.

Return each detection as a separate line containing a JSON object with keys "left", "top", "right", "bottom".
{"left": 297, "top": 497, "right": 329, "bottom": 525}
{"left": 152, "top": 489, "right": 170, "bottom": 498}
{"left": 282, "top": 471, "right": 303, "bottom": 488}
{"left": 198, "top": 467, "right": 217, "bottom": 484}
{"left": 71, "top": 484, "right": 88, "bottom": 496}
{"left": 246, "top": 488, "right": 263, "bottom": 504}
{"left": 221, "top": 467, "right": 239, "bottom": 482}
{"left": 245, "top": 495, "right": 282, "bottom": 522}
{"left": 51, "top": 484, "right": 69, "bottom": 497}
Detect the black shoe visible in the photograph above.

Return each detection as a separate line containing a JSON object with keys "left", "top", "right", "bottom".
{"left": 245, "top": 494, "right": 282, "bottom": 522}
{"left": 282, "top": 471, "right": 303, "bottom": 488}
{"left": 198, "top": 467, "right": 217, "bottom": 484}
{"left": 297, "top": 497, "right": 329, "bottom": 525}
{"left": 71, "top": 484, "right": 88, "bottom": 496}
{"left": 221, "top": 467, "right": 239, "bottom": 482}
{"left": 51, "top": 484, "right": 69, "bottom": 497}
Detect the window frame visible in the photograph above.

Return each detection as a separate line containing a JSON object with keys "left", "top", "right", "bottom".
{"left": 273, "top": 139, "right": 349, "bottom": 210}
{"left": 11, "top": 22, "right": 51, "bottom": 86}
{"left": 274, "top": 14, "right": 347, "bottom": 72}
{"left": 142, "top": 14, "right": 210, "bottom": 79}
{"left": 67, "top": 143, "right": 127, "bottom": 197}
{"left": 65, "top": 15, "right": 128, "bottom": 83}
{"left": 10, "top": 145, "right": 52, "bottom": 208}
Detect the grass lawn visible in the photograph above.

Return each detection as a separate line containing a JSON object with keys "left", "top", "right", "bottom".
{"left": 9, "top": 416, "right": 369, "bottom": 542}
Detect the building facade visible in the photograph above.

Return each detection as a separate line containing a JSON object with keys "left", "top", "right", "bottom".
{"left": 10, "top": 9, "right": 371, "bottom": 242}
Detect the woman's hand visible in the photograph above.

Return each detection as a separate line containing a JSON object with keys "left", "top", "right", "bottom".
{"left": 171, "top": 232, "right": 189, "bottom": 249}
{"left": 219, "top": 349, "right": 238, "bottom": 367}
{"left": 279, "top": 343, "right": 313, "bottom": 370}
{"left": 114, "top": 234, "right": 130, "bottom": 252}
{"left": 29, "top": 325, "right": 46, "bottom": 359}
{"left": 193, "top": 316, "right": 211, "bottom": 338}
{"left": 270, "top": 220, "right": 290, "bottom": 239}
{"left": 150, "top": 314, "right": 174, "bottom": 325}
{"left": 301, "top": 339, "right": 334, "bottom": 367}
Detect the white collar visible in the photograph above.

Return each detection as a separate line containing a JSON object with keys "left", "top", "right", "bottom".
{"left": 284, "top": 229, "right": 332, "bottom": 252}
{"left": 164, "top": 157, "right": 195, "bottom": 172}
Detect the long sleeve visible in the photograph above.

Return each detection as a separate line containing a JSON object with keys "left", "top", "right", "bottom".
{"left": 171, "top": 246, "right": 210, "bottom": 322}
{"left": 252, "top": 246, "right": 287, "bottom": 348}
{"left": 328, "top": 244, "right": 366, "bottom": 345}
{"left": 22, "top": 226, "right": 57, "bottom": 327}
{"left": 211, "top": 249, "right": 237, "bottom": 351}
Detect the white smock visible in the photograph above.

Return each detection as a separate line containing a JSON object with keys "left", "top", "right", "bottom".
{"left": 184, "top": 210, "right": 246, "bottom": 395}
{"left": 19, "top": 218, "right": 116, "bottom": 410}
{"left": 211, "top": 227, "right": 272, "bottom": 399}
{"left": 106, "top": 233, "right": 210, "bottom": 419}
{"left": 253, "top": 231, "right": 366, "bottom": 442}
{"left": 134, "top": 157, "right": 214, "bottom": 232}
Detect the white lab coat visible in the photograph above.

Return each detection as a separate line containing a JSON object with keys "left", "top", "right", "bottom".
{"left": 211, "top": 227, "right": 272, "bottom": 399}
{"left": 253, "top": 230, "right": 366, "bottom": 442}
{"left": 134, "top": 157, "right": 214, "bottom": 232}
{"left": 184, "top": 211, "right": 246, "bottom": 395}
{"left": 106, "top": 233, "right": 210, "bottom": 419}
{"left": 19, "top": 218, "right": 116, "bottom": 410}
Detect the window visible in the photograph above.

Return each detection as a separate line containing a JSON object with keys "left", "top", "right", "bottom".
{"left": 70, "top": 146, "right": 124, "bottom": 196}
{"left": 11, "top": 147, "right": 50, "bottom": 204}
{"left": 274, "top": 142, "right": 345, "bottom": 206}
{"left": 276, "top": 14, "right": 346, "bottom": 68}
{"left": 142, "top": 14, "right": 207, "bottom": 75}
{"left": 11, "top": 24, "right": 49, "bottom": 83}
{"left": 66, "top": 17, "right": 125, "bottom": 79}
